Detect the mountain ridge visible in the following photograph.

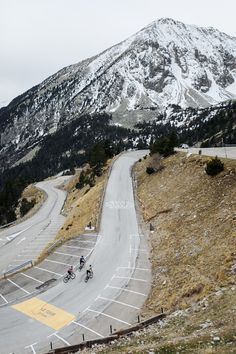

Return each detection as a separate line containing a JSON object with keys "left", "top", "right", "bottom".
{"left": 1, "top": 18, "right": 236, "bottom": 169}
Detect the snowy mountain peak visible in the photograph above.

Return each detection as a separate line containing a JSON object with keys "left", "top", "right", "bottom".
{"left": 1, "top": 18, "right": 236, "bottom": 164}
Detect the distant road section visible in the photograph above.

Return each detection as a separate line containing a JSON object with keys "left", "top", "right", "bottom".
{"left": 178, "top": 147, "right": 236, "bottom": 160}
{"left": 0, "top": 176, "right": 71, "bottom": 275}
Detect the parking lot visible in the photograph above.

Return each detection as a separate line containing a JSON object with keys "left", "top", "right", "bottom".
{"left": 0, "top": 234, "right": 98, "bottom": 306}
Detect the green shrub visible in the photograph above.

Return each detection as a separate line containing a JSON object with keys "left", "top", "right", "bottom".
{"left": 146, "top": 167, "right": 155, "bottom": 174}
{"left": 205, "top": 157, "right": 224, "bottom": 176}
{"left": 20, "top": 198, "right": 36, "bottom": 217}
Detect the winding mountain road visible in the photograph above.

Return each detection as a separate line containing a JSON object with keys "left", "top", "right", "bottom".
{"left": 0, "top": 176, "right": 71, "bottom": 275}
{"left": 0, "top": 151, "right": 150, "bottom": 354}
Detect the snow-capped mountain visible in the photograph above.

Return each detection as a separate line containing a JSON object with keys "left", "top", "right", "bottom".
{"left": 0, "top": 18, "right": 236, "bottom": 167}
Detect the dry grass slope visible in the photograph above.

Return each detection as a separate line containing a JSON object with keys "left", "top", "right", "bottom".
{"left": 136, "top": 152, "right": 236, "bottom": 314}
{"left": 80, "top": 152, "right": 236, "bottom": 353}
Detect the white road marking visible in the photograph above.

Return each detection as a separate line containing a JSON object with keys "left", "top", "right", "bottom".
{"left": 106, "top": 285, "right": 147, "bottom": 297}
{"left": 6, "top": 226, "right": 31, "bottom": 241}
{"left": 130, "top": 234, "right": 144, "bottom": 238}
{"left": 20, "top": 273, "right": 43, "bottom": 284}
{"left": 48, "top": 332, "right": 71, "bottom": 346}
{"left": 34, "top": 266, "right": 63, "bottom": 276}
{"left": 62, "top": 245, "right": 92, "bottom": 251}
{"left": 72, "top": 320, "right": 104, "bottom": 338}
{"left": 131, "top": 248, "right": 148, "bottom": 253}
{"left": 24, "top": 342, "right": 37, "bottom": 353}
{"left": 10, "top": 259, "right": 32, "bottom": 263}
{"left": 54, "top": 251, "right": 80, "bottom": 257}
{"left": 44, "top": 259, "right": 71, "bottom": 266}
{"left": 72, "top": 240, "right": 96, "bottom": 244}
{"left": 87, "top": 309, "right": 131, "bottom": 325}
{"left": 98, "top": 296, "right": 140, "bottom": 309}
{"left": 118, "top": 266, "right": 149, "bottom": 271}
{"left": 7, "top": 279, "right": 30, "bottom": 294}
{"left": 113, "top": 275, "right": 148, "bottom": 282}
{"left": 78, "top": 234, "right": 98, "bottom": 237}
{"left": 16, "top": 237, "right": 26, "bottom": 245}
{"left": 17, "top": 253, "right": 39, "bottom": 256}
{"left": 0, "top": 294, "right": 8, "bottom": 303}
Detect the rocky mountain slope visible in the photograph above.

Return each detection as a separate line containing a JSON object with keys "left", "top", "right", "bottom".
{"left": 0, "top": 18, "right": 236, "bottom": 168}
{"left": 136, "top": 99, "right": 236, "bottom": 147}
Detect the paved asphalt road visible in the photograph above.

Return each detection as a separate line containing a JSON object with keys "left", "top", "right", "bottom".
{"left": 0, "top": 176, "right": 71, "bottom": 275}
{"left": 0, "top": 151, "right": 151, "bottom": 354}
{"left": 178, "top": 146, "right": 236, "bottom": 159}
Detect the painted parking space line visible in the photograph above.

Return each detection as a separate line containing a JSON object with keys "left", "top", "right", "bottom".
{"left": 7, "top": 279, "right": 31, "bottom": 294}
{"left": 78, "top": 234, "right": 98, "bottom": 237}
{"left": 20, "top": 273, "right": 43, "bottom": 284}
{"left": 0, "top": 294, "right": 8, "bottom": 303}
{"left": 48, "top": 332, "right": 71, "bottom": 346}
{"left": 34, "top": 266, "right": 63, "bottom": 276}
{"left": 118, "top": 266, "right": 150, "bottom": 271}
{"left": 13, "top": 297, "right": 75, "bottom": 330}
{"left": 86, "top": 309, "right": 131, "bottom": 326}
{"left": 44, "top": 259, "right": 71, "bottom": 266}
{"left": 72, "top": 320, "right": 104, "bottom": 338}
{"left": 24, "top": 342, "right": 37, "bottom": 354}
{"left": 106, "top": 285, "right": 147, "bottom": 297}
{"left": 112, "top": 275, "right": 148, "bottom": 282}
{"left": 54, "top": 252, "right": 80, "bottom": 257}
{"left": 72, "top": 240, "right": 96, "bottom": 244}
{"left": 98, "top": 296, "right": 140, "bottom": 309}
{"left": 62, "top": 246, "right": 92, "bottom": 251}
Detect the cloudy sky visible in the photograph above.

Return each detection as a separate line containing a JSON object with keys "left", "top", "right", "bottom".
{"left": 1, "top": 0, "right": 236, "bottom": 106}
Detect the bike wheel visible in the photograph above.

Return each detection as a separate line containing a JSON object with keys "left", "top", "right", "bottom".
{"left": 71, "top": 272, "right": 76, "bottom": 279}
{"left": 63, "top": 276, "right": 69, "bottom": 283}
{"left": 84, "top": 276, "right": 88, "bottom": 283}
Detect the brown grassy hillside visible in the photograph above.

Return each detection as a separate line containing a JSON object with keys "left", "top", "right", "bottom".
{"left": 136, "top": 152, "right": 236, "bottom": 313}
{"left": 80, "top": 152, "right": 236, "bottom": 353}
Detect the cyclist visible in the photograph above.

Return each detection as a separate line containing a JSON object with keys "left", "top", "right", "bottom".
{"left": 80, "top": 255, "right": 85, "bottom": 266}
{"left": 86, "top": 265, "right": 93, "bottom": 278}
{"left": 67, "top": 265, "right": 73, "bottom": 277}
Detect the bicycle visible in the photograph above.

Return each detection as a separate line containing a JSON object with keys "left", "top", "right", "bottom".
{"left": 63, "top": 271, "right": 76, "bottom": 283}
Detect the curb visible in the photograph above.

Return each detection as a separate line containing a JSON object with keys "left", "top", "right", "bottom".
{"left": 46, "top": 313, "right": 166, "bottom": 353}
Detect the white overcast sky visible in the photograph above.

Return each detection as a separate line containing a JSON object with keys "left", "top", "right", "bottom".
{"left": 1, "top": 0, "right": 236, "bottom": 106}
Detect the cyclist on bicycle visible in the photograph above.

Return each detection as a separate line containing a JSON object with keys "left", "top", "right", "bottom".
{"left": 80, "top": 255, "right": 85, "bottom": 266}
{"left": 86, "top": 265, "right": 93, "bottom": 278}
{"left": 67, "top": 265, "right": 73, "bottom": 276}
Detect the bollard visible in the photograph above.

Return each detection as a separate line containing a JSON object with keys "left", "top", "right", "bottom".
{"left": 82, "top": 334, "right": 85, "bottom": 342}
{"left": 150, "top": 223, "right": 154, "bottom": 231}
{"left": 110, "top": 324, "right": 112, "bottom": 334}
{"left": 50, "top": 342, "right": 53, "bottom": 350}
{"left": 161, "top": 307, "right": 164, "bottom": 314}
{"left": 137, "top": 315, "right": 140, "bottom": 323}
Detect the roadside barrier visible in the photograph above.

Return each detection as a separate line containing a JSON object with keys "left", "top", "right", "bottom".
{"left": 47, "top": 239, "right": 64, "bottom": 254}
{"left": 46, "top": 313, "right": 166, "bottom": 353}
{"left": 0, "top": 221, "right": 15, "bottom": 230}
{"left": 3, "top": 260, "right": 33, "bottom": 278}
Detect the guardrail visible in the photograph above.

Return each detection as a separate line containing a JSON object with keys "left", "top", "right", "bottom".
{"left": 47, "top": 239, "right": 64, "bottom": 254}
{"left": 3, "top": 260, "right": 33, "bottom": 278}
{"left": 46, "top": 313, "right": 166, "bottom": 353}
{"left": 0, "top": 221, "right": 15, "bottom": 230}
